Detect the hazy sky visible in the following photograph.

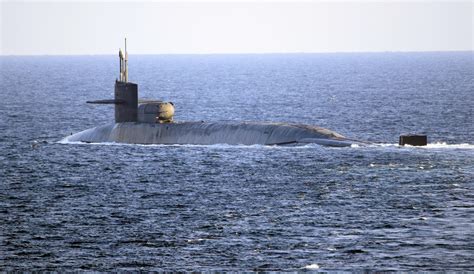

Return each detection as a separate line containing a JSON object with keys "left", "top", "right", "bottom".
{"left": 1, "top": 1, "right": 472, "bottom": 55}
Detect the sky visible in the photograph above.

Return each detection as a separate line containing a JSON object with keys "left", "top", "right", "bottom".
{"left": 0, "top": 0, "right": 472, "bottom": 55}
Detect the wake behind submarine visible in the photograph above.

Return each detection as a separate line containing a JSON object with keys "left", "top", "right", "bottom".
{"left": 66, "top": 40, "right": 425, "bottom": 147}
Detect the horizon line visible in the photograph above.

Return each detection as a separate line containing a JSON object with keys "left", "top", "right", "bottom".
{"left": 1, "top": 49, "right": 473, "bottom": 57}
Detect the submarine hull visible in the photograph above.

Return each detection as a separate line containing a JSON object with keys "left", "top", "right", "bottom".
{"left": 65, "top": 121, "right": 358, "bottom": 147}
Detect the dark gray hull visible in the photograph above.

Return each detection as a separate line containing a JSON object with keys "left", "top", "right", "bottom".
{"left": 65, "top": 121, "right": 359, "bottom": 147}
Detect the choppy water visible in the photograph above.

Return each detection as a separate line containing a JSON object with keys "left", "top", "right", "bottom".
{"left": 1, "top": 52, "right": 473, "bottom": 271}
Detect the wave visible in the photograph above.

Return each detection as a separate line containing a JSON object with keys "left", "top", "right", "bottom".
{"left": 58, "top": 136, "right": 473, "bottom": 150}
{"left": 354, "top": 142, "right": 474, "bottom": 150}
{"left": 423, "top": 142, "right": 474, "bottom": 149}
{"left": 302, "top": 263, "right": 320, "bottom": 270}
{"left": 57, "top": 137, "right": 311, "bottom": 149}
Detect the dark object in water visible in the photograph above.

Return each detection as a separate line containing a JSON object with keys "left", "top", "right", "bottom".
{"left": 399, "top": 134, "right": 427, "bottom": 146}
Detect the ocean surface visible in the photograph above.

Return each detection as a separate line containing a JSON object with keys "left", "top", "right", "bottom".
{"left": 0, "top": 52, "right": 473, "bottom": 271}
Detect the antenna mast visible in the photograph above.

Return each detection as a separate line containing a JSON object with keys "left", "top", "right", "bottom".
{"left": 118, "top": 38, "right": 128, "bottom": 83}
{"left": 124, "top": 38, "right": 128, "bottom": 82}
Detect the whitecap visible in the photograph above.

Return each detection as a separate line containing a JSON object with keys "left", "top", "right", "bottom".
{"left": 351, "top": 142, "right": 474, "bottom": 150}
{"left": 303, "top": 263, "right": 320, "bottom": 270}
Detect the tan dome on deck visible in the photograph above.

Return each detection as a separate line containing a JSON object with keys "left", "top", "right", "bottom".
{"left": 137, "top": 102, "right": 175, "bottom": 123}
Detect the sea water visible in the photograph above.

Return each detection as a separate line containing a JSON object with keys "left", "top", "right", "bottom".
{"left": 0, "top": 52, "right": 473, "bottom": 271}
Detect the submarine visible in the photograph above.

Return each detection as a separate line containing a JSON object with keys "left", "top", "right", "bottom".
{"left": 66, "top": 40, "right": 367, "bottom": 147}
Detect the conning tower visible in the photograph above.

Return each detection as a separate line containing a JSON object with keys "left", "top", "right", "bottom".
{"left": 115, "top": 38, "right": 138, "bottom": 122}
{"left": 87, "top": 38, "right": 174, "bottom": 124}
